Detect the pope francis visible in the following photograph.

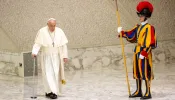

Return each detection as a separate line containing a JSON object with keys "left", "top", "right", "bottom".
{"left": 32, "top": 18, "right": 68, "bottom": 99}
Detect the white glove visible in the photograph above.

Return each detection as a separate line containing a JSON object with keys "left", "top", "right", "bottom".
{"left": 139, "top": 54, "right": 144, "bottom": 59}
{"left": 117, "top": 27, "right": 123, "bottom": 33}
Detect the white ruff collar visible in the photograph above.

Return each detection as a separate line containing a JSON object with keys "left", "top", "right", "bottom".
{"left": 141, "top": 20, "right": 148, "bottom": 25}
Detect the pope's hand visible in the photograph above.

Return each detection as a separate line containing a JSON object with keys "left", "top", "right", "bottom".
{"left": 117, "top": 27, "right": 123, "bottom": 33}
{"left": 32, "top": 54, "right": 37, "bottom": 58}
{"left": 63, "top": 58, "right": 68, "bottom": 63}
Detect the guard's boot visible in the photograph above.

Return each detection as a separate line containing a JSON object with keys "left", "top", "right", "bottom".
{"left": 129, "top": 79, "right": 142, "bottom": 98}
{"left": 140, "top": 80, "right": 152, "bottom": 99}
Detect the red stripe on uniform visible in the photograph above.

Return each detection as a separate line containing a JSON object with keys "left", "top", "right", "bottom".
{"left": 150, "top": 26, "right": 155, "bottom": 45}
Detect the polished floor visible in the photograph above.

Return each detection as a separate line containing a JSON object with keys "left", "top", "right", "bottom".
{"left": 0, "top": 63, "right": 175, "bottom": 100}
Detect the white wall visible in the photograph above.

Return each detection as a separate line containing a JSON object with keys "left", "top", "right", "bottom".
{"left": 0, "top": 27, "right": 19, "bottom": 52}
{"left": 0, "top": 51, "right": 20, "bottom": 76}
{"left": 0, "top": 0, "right": 175, "bottom": 52}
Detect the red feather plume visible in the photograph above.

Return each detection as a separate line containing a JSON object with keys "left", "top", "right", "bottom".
{"left": 137, "top": 1, "right": 153, "bottom": 13}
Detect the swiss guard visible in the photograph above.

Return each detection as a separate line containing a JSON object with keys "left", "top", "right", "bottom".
{"left": 117, "top": 1, "right": 157, "bottom": 99}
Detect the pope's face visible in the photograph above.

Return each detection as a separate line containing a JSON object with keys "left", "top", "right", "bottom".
{"left": 47, "top": 20, "right": 56, "bottom": 32}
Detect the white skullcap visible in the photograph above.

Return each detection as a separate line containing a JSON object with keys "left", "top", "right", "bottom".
{"left": 47, "top": 18, "right": 56, "bottom": 22}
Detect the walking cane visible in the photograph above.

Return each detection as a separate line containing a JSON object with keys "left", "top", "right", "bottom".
{"left": 31, "top": 57, "right": 37, "bottom": 99}
{"left": 114, "top": 0, "right": 131, "bottom": 96}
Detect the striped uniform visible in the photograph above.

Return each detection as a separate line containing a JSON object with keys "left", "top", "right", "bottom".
{"left": 121, "top": 23, "right": 157, "bottom": 80}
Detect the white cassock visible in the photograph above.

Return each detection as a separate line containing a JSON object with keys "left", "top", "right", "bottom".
{"left": 32, "top": 26, "right": 68, "bottom": 95}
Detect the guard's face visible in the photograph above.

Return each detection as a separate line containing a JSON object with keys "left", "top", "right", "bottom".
{"left": 137, "top": 13, "right": 146, "bottom": 22}
{"left": 139, "top": 16, "right": 145, "bottom": 22}
{"left": 47, "top": 21, "right": 56, "bottom": 32}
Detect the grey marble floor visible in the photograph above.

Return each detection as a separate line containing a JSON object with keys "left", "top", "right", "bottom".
{"left": 0, "top": 63, "right": 175, "bottom": 100}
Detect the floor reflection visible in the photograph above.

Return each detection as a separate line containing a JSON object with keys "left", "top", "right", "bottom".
{"left": 0, "top": 63, "right": 175, "bottom": 100}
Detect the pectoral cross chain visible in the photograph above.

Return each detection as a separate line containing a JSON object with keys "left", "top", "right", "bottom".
{"left": 52, "top": 42, "right": 54, "bottom": 47}
{"left": 48, "top": 29, "right": 55, "bottom": 47}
